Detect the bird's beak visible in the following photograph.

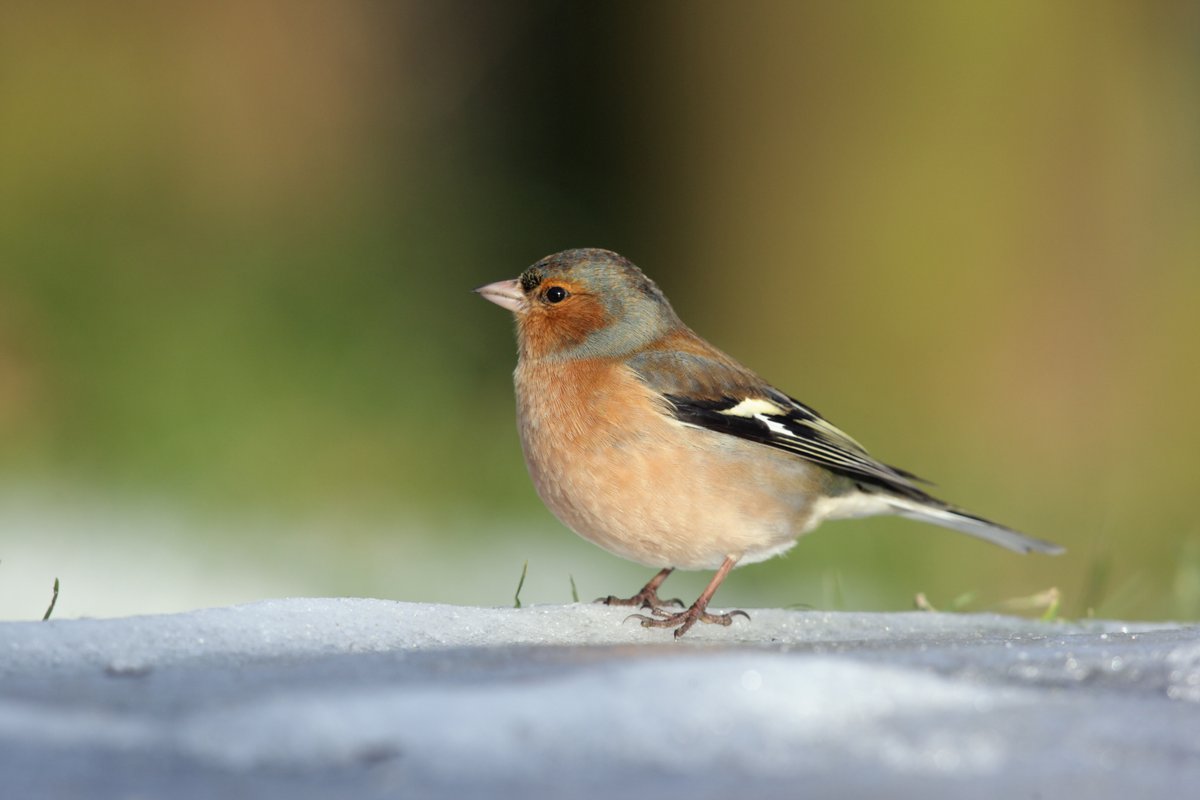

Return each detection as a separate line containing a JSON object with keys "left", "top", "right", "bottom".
{"left": 473, "top": 278, "right": 525, "bottom": 313}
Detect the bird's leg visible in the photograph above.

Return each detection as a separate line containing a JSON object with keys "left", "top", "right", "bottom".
{"left": 629, "top": 556, "right": 748, "bottom": 639}
{"left": 596, "top": 567, "right": 684, "bottom": 610}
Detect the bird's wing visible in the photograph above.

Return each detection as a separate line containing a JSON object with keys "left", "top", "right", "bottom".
{"left": 626, "top": 348, "right": 931, "bottom": 499}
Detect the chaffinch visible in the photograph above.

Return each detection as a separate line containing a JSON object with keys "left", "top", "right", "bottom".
{"left": 476, "top": 248, "right": 1063, "bottom": 638}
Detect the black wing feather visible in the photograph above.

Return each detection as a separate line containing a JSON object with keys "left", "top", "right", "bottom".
{"left": 664, "top": 394, "right": 934, "bottom": 501}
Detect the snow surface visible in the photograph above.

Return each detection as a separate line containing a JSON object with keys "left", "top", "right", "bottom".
{"left": 2, "top": 599, "right": 1198, "bottom": 799}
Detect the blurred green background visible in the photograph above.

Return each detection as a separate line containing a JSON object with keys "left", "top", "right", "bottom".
{"left": 2, "top": 1, "right": 1198, "bottom": 621}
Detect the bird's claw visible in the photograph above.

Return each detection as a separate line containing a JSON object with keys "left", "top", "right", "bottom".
{"left": 625, "top": 607, "right": 751, "bottom": 638}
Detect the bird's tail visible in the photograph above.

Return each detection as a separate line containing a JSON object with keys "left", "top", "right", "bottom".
{"left": 884, "top": 496, "right": 1064, "bottom": 555}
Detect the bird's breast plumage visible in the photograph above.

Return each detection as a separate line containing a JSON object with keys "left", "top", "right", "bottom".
{"left": 513, "top": 357, "right": 828, "bottom": 570}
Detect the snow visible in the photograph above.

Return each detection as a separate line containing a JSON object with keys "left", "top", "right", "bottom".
{"left": 2, "top": 600, "right": 1198, "bottom": 799}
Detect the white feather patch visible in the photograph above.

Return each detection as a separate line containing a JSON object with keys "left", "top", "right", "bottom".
{"left": 755, "top": 414, "right": 794, "bottom": 437}
{"left": 809, "top": 492, "right": 894, "bottom": 523}
{"left": 718, "top": 398, "right": 787, "bottom": 418}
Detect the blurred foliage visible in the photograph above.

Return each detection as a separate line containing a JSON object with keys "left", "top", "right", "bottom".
{"left": 1, "top": 1, "right": 1197, "bottom": 620}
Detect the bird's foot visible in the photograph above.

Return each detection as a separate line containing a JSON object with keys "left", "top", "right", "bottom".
{"left": 596, "top": 587, "right": 685, "bottom": 611}
{"left": 627, "top": 604, "right": 750, "bottom": 639}
{"left": 595, "top": 568, "right": 684, "bottom": 611}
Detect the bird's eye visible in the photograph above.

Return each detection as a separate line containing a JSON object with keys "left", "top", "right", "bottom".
{"left": 544, "top": 286, "right": 569, "bottom": 303}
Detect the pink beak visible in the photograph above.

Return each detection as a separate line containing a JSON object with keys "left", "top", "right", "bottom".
{"left": 473, "top": 278, "right": 525, "bottom": 313}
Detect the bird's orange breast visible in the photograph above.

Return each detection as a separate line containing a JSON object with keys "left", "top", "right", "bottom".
{"left": 513, "top": 358, "right": 820, "bottom": 569}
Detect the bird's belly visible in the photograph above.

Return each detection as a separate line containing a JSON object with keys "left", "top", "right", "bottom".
{"left": 519, "top": 412, "right": 824, "bottom": 571}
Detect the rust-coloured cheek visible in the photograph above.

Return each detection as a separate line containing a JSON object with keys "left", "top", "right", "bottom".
{"left": 518, "top": 293, "right": 610, "bottom": 358}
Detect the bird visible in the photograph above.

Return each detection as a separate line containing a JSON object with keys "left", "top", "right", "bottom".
{"left": 475, "top": 248, "right": 1063, "bottom": 638}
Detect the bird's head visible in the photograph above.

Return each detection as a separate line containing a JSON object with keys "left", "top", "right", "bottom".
{"left": 475, "top": 248, "right": 681, "bottom": 361}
